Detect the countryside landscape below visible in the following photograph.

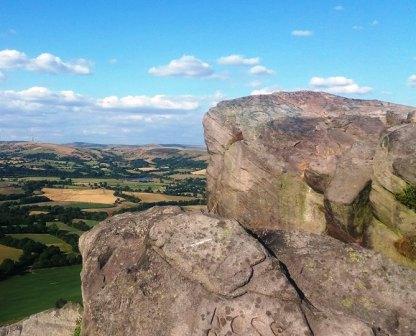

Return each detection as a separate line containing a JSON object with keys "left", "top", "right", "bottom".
{"left": 0, "top": 141, "right": 207, "bottom": 325}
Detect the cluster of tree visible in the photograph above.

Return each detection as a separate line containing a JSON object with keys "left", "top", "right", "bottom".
{"left": 0, "top": 234, "right": 81, "bottom": 280}
{"left": 164, "top": 178, "right": 206, "bottom": 197}
{"left": 69, "top": 220, "right": 90, "bottom": 231}
{"left": 0, "top": 193, "right": 23, "bottom": 202}
{"left": 42, "top": 205, "right": 107, "bottom": 223}
{"left": 0, "top": 179, "right": 71, "bottom": 203}
{"left": 153, "top": 157, "right": 207, "bottom": 170}
{"left": 115, "top": 198, "right": 206, "bottom": 215}
{"left": 46, "top": 225, "right": 80, "bottom": 253}
{"left": 0, "top": 203, "right": 106, "bottom": 230}
{"left": 22, "top": 179, "right": 72, "bottom": 194}
{"left": 129, "top": 158, "right": 150, "bottom": 168}
{"left": 114, "top": 190, "right": 141, "bottom": 203}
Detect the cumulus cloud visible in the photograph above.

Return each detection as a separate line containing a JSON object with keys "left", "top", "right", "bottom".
{"left": 0, "top": 86, "right": 207, "bottom": 144}
{"left": 148, "top": 55, "right": 213, "bottom": 77}
{"left": 251, "top": 86, "right": 280, "bottom": 95}
{"left": 98, "top": 95, "right": 199, "bottom": 111}
{"left": 217, "top": 54, "right": 260, "bottom": 66}
{"left": 408, "top": 74, "right": 416, "bottom": 87}
{"left": 0, "top": 49, "right": 91, "bottom": 75}
{"left": 352, "top": 25, "right": 364, "bottom": 31}
{"left": 334, "top": 5, "right": 344, "bottom": 11}
{"left": 309, "top": 76, "right": 372, "bottom": 94}
{"left": 249, "top": 65, "right": 274, "bottom": 75}
{"left": 0, "top": 87, "right": 199, "bottom": 115}
{"left": 291, "top": 30, "right": 313, "bottom": 37}
{"left": 0, "top": 87, "right": 91, "bottom": 113}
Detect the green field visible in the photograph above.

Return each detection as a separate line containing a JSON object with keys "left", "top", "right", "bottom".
{"left": 4, "top": 177, "right": 167, "bottom": 191}
{"left": 63, "top": 202, "right": 113, "bottom": 209}
{"left": 74, "top": 219, "right": 100, "bottom": 228}
{"left": 0, "top": 186, "right": 24, "bottom": 195}
{"left": 0, "top": 244, "right": 23, "bottom": 263}
{"left": 72, "top": 177, "right": 167, "bottom": 191}
{"left": 8, "top": 234, "right": 73, "bottom": 253}
{"left": 22, "top": 201, "right": 112, "bottom": 209}
{"left": 0, "top": 265, "right": 82, "bottom": 325}
{"left": 46, "top": 221, "right": 83, "bottom": 236}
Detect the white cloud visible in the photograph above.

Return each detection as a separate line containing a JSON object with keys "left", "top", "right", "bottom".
{"left": 334, "top": 5, "right": 344, "bottom": 11}
{"left": 0, "top": 87, "right": 200, "bottom": 115}
{"left": 309, "top": 76, "right": 372, "bottom": 94}
{"left": 408, "top": 74, "right": 416, "bottom": 87}
{"left": 353, "top": 25, "right": 364, "bottom": 31}
{"left": 0, "top": 49, "right": 27, "bottom": 69}
{"left": 249, "top": 65, "right": 274, "bottom": 75}
{"left": 0, "top": 87, "right": 90, "bottom": 112}
{"left": 291, "top": 30, "right": 313, "bottom": 37}
{"left": 251, "top": 87, "right": 280, "bottom": 95}
{"left": 371, "top": 20, "right": 379, "bottom": 26}
{"left": 29, "top": 53, "right": 91, "bottom": 74}
{"left": 98, "top": 95, "right": 199, "bottom": 111}
{"left": 0, "top": 49, "right": 92, "bottom": 75}
{"left": 217, "top": 54, "right": 260, "bottom": 66}
{"left": 0, "top": 87, "right": 208, "bottom": 144}
{"left": 109, "top": 58, "right": 117, "bottom": 64}
{"left": 148, "top": 55, "right": 213, "bottom": 77}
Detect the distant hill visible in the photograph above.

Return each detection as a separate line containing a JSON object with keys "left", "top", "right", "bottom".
{"left": 0, "top": 141, "right": 207, "bottom": 178}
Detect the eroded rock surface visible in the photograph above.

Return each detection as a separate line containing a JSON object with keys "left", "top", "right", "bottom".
{"left": 79, "top": 206, "right": 388, "bottom": 335}
{"left": 0, "top": 303, "right": 81, "bottom": 336}
{"left": 203, "top": 91, "right": 416, "bottom": 265}
{"left": 256, "top": 229, "right": 416, "bottom": 335}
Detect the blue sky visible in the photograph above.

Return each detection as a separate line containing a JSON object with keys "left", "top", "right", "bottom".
{"left": 0, "top": 0, "right": 415, "bottom": 144}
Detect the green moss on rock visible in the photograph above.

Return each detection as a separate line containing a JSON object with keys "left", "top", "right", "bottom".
{"left": 396, "top": 185, "right": 416, "bottom": 212}
{"left": 394, "top": 235, "right": 416, "bottom": 261}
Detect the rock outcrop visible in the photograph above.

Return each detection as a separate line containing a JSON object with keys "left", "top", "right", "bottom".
{"left": 80, "top": 206, "right": 416, "bottom": 335}
{"left": 203, "top": 91, "right": 416, "bottom": 266}
{"left": 0, "top": 303, "right": 81, "bottom": 336}
{"left": 79, "top": 91, "right": 416, "bottom": 335}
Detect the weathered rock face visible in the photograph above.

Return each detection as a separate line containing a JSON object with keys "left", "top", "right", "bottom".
{"left": 256, "top": 229, "right": 416, "bottom": 335}
{"left": 0, "top": 303, "right": 81, "bottom": 336}
{"left": 80, "top": 206, "right": 311, "bottom": 336}
{"left": 80, "top": 206, "right": 416, "bottom": 335}
{"left": 203, "top": 91, "right": 416, "bottom": 266}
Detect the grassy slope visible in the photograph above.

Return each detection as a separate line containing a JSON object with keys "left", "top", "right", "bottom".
{"left": 0, "top": 265, "right": 82, "bottom": 325}
{"left": 0, "top": 244, "right": 23, "bottom": 263}
{"left": 46, "top": 221, "right": 83, "bottom": 236}
{"left": 8, "top": 234, "right": 73, "bottom": 253}
{"left": 74, "top": 219, "right": 100, "bottom": 228}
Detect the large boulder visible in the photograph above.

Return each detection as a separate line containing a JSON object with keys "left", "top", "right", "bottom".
{"left": 0, "top": 303, "right": 82, "bottom": 336}
{"left": 203, "top": 91, "right": 416, "bottom": 265}
{"left": 79, "top": 206, "right": 386, "bottom": 336}
{"left": 79, "top": 207, "right": 416, "bottom": 335}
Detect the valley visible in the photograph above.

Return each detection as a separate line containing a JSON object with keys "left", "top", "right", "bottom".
{"left": 0, "top": 142, "right": 207, "bottom": 325}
